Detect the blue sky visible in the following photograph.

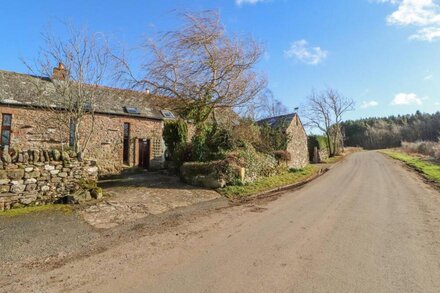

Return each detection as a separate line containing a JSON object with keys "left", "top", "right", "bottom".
{"left": 1, "top": 0, "right": 439, "bottom": 120}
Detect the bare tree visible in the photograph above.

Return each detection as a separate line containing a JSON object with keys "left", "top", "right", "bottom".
{"left": 258, "top": 90, "right": 289, "bottom": 119}
{"left": 115, "top": 10, "right": 266, "bottom": 127}
{"left": 303, "top": 88, "right": 354, "bottom": 156}
{"left": 241, "top": 89, "right": 289, "bottom": 121}
{"left": 24, "top": 24, "right": 111, "bottom": 157}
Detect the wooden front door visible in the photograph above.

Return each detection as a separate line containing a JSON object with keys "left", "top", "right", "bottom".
{"left": 138, "top": 139, "right": 150, "bottom": 169}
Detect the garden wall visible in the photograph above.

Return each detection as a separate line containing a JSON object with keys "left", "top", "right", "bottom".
{"left": 0, "top": 148, "right": 98, "bottom": 211}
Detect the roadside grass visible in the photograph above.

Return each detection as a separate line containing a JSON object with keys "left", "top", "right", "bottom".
{"left": 324, "top": 148, "right": 363, "bottom": 164}
{"left": 324, "top": 155, "right": 343, "bottom": 164}
{"left": 0, "top": 204, "right": 73, "bottom": 217}
{"left": 382, "top": 150, "right": 440, "bottom": 184}
{"left": 219, "top": 165, "right": 318, "bottom": 198}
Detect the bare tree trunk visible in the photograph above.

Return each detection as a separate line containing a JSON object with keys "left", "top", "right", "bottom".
{"left": 326, "top": 132, "right": 333, "bottom": 157}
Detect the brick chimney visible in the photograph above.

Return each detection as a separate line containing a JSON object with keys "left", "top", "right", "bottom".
{"left": 52, "top": 62, "right": 68, "bottom": 81}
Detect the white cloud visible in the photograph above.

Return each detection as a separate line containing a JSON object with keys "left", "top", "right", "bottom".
{"left": 236, "top": 0, "right": 266, "bottom": 5}
{"left": 376, "top": 0, "right": 440, "bottom": 41}
{"left": 391, "top": 92, "right": 423, "bottom": 105}
{"left": 435, "top": 101, "right": 440, "bottom": 105}
{"left": 284, "top": 40, "right": 328, "bottom": 65}
{"left": 360, "top": 100, "right": 379, "bottom": 108}
{"left": 410, "top": 26, "right": 440, "bottom": 40}
{"left": 424, "top": 74, "right": 434, "bottom": 80}
{"left": 387, "top": 0, "right": 440, "bottom": 26}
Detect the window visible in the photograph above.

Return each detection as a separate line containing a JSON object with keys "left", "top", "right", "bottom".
{"left": 69, "top": 119, "right": 77, "bottom": 147}
{"left": 160, "top": 110, "right": 175, "bottom": 119}
{"left": 153, "top": 139, "right": 162, "bottom": 158}
{"left": 123, "top": 123, "right": 130, "bottom": 164}
{"left": 124, "top": 107, "right": 140, "bottom": 115}
{"left": 1, "top": 114, "right": 12, "bottom": 147}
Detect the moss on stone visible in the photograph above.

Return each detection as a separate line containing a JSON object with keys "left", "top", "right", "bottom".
{"left": 0, "top": 204, "right": 72, "bottom": 217}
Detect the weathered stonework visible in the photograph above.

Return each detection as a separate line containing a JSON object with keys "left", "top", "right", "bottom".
{"left": 285, "top": 115, "right": 309, "bottom": 169}
{"left": 0, "top": 105, "right": 165, "bottom": 175}
{"left": 0, "top": 148, "right": 98, "bottom": 211}
{"left": 258, "top": 113, "right": 309, "bottom": 170}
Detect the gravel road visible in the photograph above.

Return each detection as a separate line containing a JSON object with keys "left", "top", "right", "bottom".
{"left": 3, "top": 151, "right": 440, "bottom": 292}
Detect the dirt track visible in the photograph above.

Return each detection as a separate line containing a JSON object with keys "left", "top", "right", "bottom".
{"left": 3, "top": 151, "right": 440, "bottom": 292}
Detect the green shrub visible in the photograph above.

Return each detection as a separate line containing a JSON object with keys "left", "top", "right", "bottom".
{"left": 191, "top": 124, "right": 212, "bottom": 161}
{"left": 231, "top": 145, "right": 286, "bottom": 182}
{"left": 232, "top": 118, "right": 262, "bottom": 148}
{"left": 163, "top": 119, "right": 188, "bottom": 161}
{"left": 206, "top": 127, "right": 236, "bottom": 153}
{"left": 191, "top": 124, "right": 238, "bottom": 162}
{"left": 180, "top": 160, "right": 240, "bottom": 185}
{"left": 258, "top": 122, "right": 291, "bottom": 152}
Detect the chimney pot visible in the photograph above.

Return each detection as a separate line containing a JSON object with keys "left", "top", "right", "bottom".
{"left": 52, "top": 62, "right": 68, "bottom": 81}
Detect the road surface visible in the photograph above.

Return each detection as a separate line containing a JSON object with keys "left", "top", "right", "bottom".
{"left": 5, "top": 151, "right": 440, "bottom": 292}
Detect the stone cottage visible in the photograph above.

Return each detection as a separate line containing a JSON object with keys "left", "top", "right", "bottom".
{"left": 0, "top": 65, "right": 174, "bottom": 175}
{"left": 258, "top": 113, "right": 309, "bottom": 169}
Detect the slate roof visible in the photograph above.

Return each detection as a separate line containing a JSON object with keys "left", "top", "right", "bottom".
{"left": 257, "top": 113, "right": 298, "bottom": 129}
{"left": 0, "top": 69, "right": 165, "bottom": 120}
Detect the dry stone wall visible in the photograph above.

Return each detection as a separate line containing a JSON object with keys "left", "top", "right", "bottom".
{"left": 0, "top": 148, "right": 98, "bottom": 211}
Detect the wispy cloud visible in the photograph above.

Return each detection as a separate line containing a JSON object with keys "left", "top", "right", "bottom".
{"left": 424, "top": 74, "right": 434, "bottom": 80}
{"left": 375, "top": 0, "right": 440, "bottom": 41}
{"left": 284, "top": 40, "right": 328, "bottom": 65}
{"left": 391, "top": 92, "right": 423, "bottom": 105}
{"left": 236, "top": 0, "right": 266, "bottom": 6}
{"left": 360, "top": 100, "right": 379, "bottom": 108}
{"left": 263, "top": 52, "right": 271, "bottom": 61}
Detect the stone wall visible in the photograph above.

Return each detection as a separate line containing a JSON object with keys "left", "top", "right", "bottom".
{"left": 180, "top": 161, "right": 228, "bottom": 189}
{"left": 286, "top": 115, "right": 309, "bottom": 169}
{"left": 0, "top": 148, "right": 98, "bottom": 211}
{"left": 318, "top": 148, "right": 329, "bottom": 162}
{"left": 79, "top": 113, "right": 164, "bottom": 174}
{"left": 0, "top": 105, "right": 165, "bottom": 175}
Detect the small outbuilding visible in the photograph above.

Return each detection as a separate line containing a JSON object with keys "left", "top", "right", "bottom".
{"left": 258, "top": 113, "right": 309, "bottom": 169}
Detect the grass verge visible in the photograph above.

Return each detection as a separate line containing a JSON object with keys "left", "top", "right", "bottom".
{"left": 0, "top": 204, "right": 73, "bottom": 217}
{"left": 382, "top": 150, "right": 440, "bottom": 184}
{"left": 219, "top": 165, "right": 318, "bottom": 198}
{"left": 324, "top": 155, "right": 343, "bottom": 164}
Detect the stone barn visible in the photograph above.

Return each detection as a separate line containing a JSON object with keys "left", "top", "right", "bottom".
{"left": 0, "top": 66, "right": 174, "bottom": 175}
{"left": 258, "top": 113, "right": 309, "bottom": 169}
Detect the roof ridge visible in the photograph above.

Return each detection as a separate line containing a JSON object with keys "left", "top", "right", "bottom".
{"left": 0, "top": 69, "right": 147, "bottom": 94}
{"left": 257, "top": 112, "right": 297, "bottom": 122}
{"left": 0, "top": 68, "right": 165, "bottom": 120}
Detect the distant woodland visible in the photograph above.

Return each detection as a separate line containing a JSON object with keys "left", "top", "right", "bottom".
{"left": 342, "top": 111, "right": 440, "bottom": 149}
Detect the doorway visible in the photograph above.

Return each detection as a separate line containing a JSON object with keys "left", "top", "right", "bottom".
{"left": 123, "top": 123, "right": 130, "bottom": 164}
{"left": 138, "top": 139, "right": 150, "bottom": 169}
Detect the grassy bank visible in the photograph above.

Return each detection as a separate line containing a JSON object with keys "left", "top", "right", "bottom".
{"left": 382, "top": 150, "right": 440, "bottom": 184}
{"left": 0, "top": 204, "right": 72, "bottom": 217}
{"left": 219, "top": 165, "right": 318, "bottom": 198}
